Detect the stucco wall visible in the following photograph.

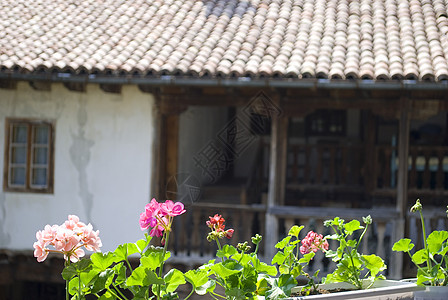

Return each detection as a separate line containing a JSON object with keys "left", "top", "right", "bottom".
{"left": 0, "top": 82, "right": 155, "bottom": 252}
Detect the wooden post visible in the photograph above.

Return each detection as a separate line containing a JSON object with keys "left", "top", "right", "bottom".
{"left": 364, "top": 111, "right": 376, "bottom": 192}
{"left": 391, "top": 98, "right": 410, "bottom": 279}
{"left": 265, "top": 112, "right": 288, "bottom": 260}
{"left": 152, "top": 105, "right": 180, "bottom": 200}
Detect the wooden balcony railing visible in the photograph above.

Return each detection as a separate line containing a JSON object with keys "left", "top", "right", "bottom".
{"left": 168, "top": 202, "right": 266, "bottom": 267}
{"left": 269, "top": 205, "right": 400, "bottom": 278}
{"left": 374, "top": 145, "right": 448, "bottom": 196}
{"left": 286, "top": 144, "right": 365, "bottom": 187}
{"left": 166, "top": 200, "right": 447, "bottom": 279}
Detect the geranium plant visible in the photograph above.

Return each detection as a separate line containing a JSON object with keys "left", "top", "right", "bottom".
{"left": 270, "top": 225, "right": 328, "bottom": 297}
{"left": 392, "top": 199, "right": 448, "bottom": 286}
{"left": 323, "top": 215, "right": 387, "bottom": 289}
{"left": 33, "top": 199, "right": 195, "bottom": 300}
{"left": 197, "top": 214, "right": 278, "bottom": 300}
{"left": 33, "top": 215, "right": 102, "bottom": 300}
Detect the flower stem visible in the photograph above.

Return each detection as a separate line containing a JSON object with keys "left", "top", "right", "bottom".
{"left": 65, "top": 260, "right": 70, "bottom": 300}
{"left": 113, "top": 284, "right": 129, "bottom": 300}
{"left": 355, "top": 223, "right": 369, "bottom": 252}
{"left": 184, "top": 287, "right": 195, "bottom": 300}
{"left": 215, "top": 239, "right": 223, "bottom": 262}
{"left": 157, "top": 227, "right": 171, "bottom": 300}
{"left": 419, "top": 210, "right": 432, "bottom": 272}
{"left": 107, "top": 287, "right": 123, "bottom": 300}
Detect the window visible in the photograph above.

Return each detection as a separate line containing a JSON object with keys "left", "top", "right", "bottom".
{"left": 305, "top": 109, "right": 346, "bottom": 136}
{"left": 3, "top": 119, "right": 54, "bottom": 193}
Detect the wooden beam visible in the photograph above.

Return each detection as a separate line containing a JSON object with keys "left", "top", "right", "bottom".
{"left": 265, "top": 104, "right": 288, "bottom": 259}
{"left": 99, "top": 84, "right": 122, "bottom": 94}
{"left": 153, "top": 113, "right": 180, "bottom": 200}
{"left": 29, "top": 81, "right": 51, "bottom": 91}
{"left": 397, "top": 98, "right": 410, "bottom": 217}
{"left": 0, "top": 79, "right": 17, "bottom": 89}
{"left": 391, "top": 97, "right": 411, "bottom": 279}
{"left": 364, "top": 111, "right": 376, "bottom": 192}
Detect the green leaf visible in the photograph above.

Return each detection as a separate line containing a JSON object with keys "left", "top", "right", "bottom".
{"left": 129, "top": 286, "right": 148, "bottom": 300}
{"left": 347, "top": 240, "right": 357, "bottom": 248}
{"left": 325, "top": 249, "right": 338, "bottom": 259}
{"left": 195, "top": 279, "right": 216, "bottom": 295}
{"left": 265, "top": 274, "right": 297, "bottom": 299}
{"left": 344, "top": 220, "right": 363, "bottom": 234}
{"left": 325, "top": 234, "right": 340, "bottom": 241}
{"left": 288, "top": 225, "right": 304, "bottom": 238}
{"left": 74, "top": 258, "right": 93, "bottom": 271}
{"left": 184, "top": 269, "right": 208, "bottom": 289}
{"left": 290, "top": 265, "right": 302, "bottom": 278}
{"left": 136, "top": 235, "right": 152, "bottom": 253}
{"left": 91, "top": 269, "right": 115, "bottom": 294}
{"left": 140, "top": 249, "right": 171, "bottom": 271}
{"left": 256, "top": 277, "right": 269, "bottom": 296}
{"left": 231, "top": 252, "right": 251, "bottom": 265}
{"left": 225, "top": 287, "right": 245, "bottom": 298}
{"left": 362, "top": 254, "right": 386, "bottom": 277}
{"left": 392, "top": 238, "right": 414, "bottom": 252}
{"left": 271, "top": 251, "right": 286, "bottom": 265}
{"left": 164, "top": 269, "right": 186, "bottom": 293}
{"left": 325, "top": 217, "right": 344, "bottom": 228}
{"left": 211, "top": 261, "right": 241, "bottom": 278}
{"left": 113, "top": 262, "right": 126, "bottom": 285}
{"left": 216, "top": 244, "right": 238, "bottom": 258}
{"left": 427, "top": 231, "right": 448, "bottom": 254}
{"left": 126, "top": 266, "right": 164, "bottom": 286}
{"left": 412, "top": 249, "right": 429, "bottom": 265}
{"left": 79, "top": 269, "right": 98, "bottom": 286}
{"left": 279, "top": 264, "right": 290, "bottom": 275}
{"left": 91, "top": 252, "right": 117, "bottom": 271}
{"left": 68, "top": 277, "right": 80, "bottom": 296}
{"left": 275, "top": 236, "right": 292, "bottom": 249}
{"left": 298, "top": 252, "right": 315, "bottom": 264}
{"left": 252, "top": 257, "right": 277, "bottom": 276}
{"left": 97, "top": 291, "right": 115, "bottom": 300}
{"left": 62, "top": 264, "right": 77, "bottom": 281}
{"left": 416, "top": 269, "right": 434, "bottom": 285}
{"left": 114, "top": 243, "right": 139, "bottom": 261}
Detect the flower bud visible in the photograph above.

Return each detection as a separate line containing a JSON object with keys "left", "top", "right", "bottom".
{"left": 410, "top": 199, "right": 422, "bottom": 213}
{"left": 207, "top": 232, "right": 215, "bottom": 242}
{"left": 323, "top": 220, "right": 332, "bottom": 227}
{"left": 225, "top": 229, "right": 234, "bottom": 239}
{"left": 251, "top": 234, "right": 262, "bottom": 244}
{"left": 237, "top": 241, "right": 251, "bottom": 252}
{"left": 363, "top": 215, "right": 372, "bottom": 225}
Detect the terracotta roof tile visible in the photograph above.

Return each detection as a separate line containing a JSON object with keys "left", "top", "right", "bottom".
{"left": 1, "top": 0, "right": 448, "bottom": 81}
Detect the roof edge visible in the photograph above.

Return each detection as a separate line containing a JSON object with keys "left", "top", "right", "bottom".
{"left": 1, "top": 72, "right": 448, "bottom": 91}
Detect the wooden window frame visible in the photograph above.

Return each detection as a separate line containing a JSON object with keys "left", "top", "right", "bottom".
{"left": 3, "top": 118, "right": 55, "bottom": 193}
{"left": 305, "top": 109, "right": 347, "bottom": 137}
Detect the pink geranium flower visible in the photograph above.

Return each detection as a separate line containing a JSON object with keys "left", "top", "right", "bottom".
{"left": 300, "top": 231, "right": 329, "bottom": 256}
{"left": 33, "top": 241, "right": 49, "bottom": 262}
{"left": 160, "top": 200, "right": 186, "bottom": 217}
{"left": 33, "top": 215, "right": 101, "bottom": 263}
{"left": 139, "top": 199, "right": 187, "bottom": 239}
{"left": 206, "top": 214, "right": 234, "bottom": 240}
{"left": 140, "top": 198, "right": 162, "bottom": 230}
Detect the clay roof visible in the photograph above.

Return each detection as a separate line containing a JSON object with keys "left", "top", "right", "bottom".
{"left": 1, "top": 0, "right": 448, "bottom": 81}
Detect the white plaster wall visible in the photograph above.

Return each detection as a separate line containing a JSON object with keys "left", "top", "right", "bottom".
{"left": 0, "top": 82, "right": 155, "bottom": 252}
